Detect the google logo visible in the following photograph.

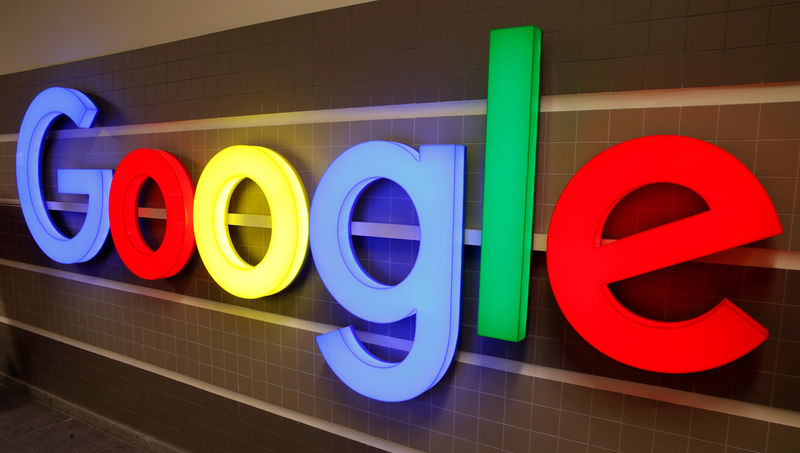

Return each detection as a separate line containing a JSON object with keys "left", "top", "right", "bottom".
{"left": 15, "top": 25, "right": 783, "bottom": 402}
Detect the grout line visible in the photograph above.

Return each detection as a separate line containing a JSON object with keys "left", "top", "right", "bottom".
{"left": 2, "top": 198, "right": 798, "bottom": 270}
{"left": 0, "top": 315, "right": 421, "bottom": 453}
{"left": 1, "top": 257, "right": 799, "bottom": 429}
{"left": 1, "top": 84, "right": 799, "bottom": 143}
{"left": 686, "top": 409, "right": 695, "bottom": 453}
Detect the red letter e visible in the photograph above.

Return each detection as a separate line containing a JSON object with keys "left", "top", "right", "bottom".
{"left": 547, "top": 135, "right": 781, "bottom": 373}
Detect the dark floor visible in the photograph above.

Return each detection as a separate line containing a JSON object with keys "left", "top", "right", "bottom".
{"left": 0, "top": 385, "right": 146, "bottom": 452}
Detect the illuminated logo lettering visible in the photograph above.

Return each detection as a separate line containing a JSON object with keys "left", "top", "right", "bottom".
{"left": 109, "top": 148, "right": 195, "bottom": 280}
{"left": 309, "top": 141, "right": 464, "bottom": 402}
{"left": 14, "top": 25, "right": 785, "bottom": 401}
{"left": 546, "top": 136, "right": 781, "bottom": 373}
{"left": 478, "top": 25, "right": 542, "bottom": 342}
{"left": 193, "top": 145, "right": 309, "bottom": 299}
{"left": 16, "top": 87, "right": 112, "bottom": 263}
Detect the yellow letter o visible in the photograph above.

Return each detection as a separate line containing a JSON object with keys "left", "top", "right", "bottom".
{"left": 193, "top": 145, "right": 308, "bottom": 299}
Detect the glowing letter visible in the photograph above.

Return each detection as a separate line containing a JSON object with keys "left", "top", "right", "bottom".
{"left": 193, "top": 145, "right": 308, "bottom": 299}
{"left": 547, "top": 135, "right": 781, "bottom": 373}
{"left": 16, "top": 87, "right": 112, "bottom": 263}
{"left": 310, "top": 141, "right": 465, "bottom": 402}
{"left": 109, "top": 149, "right": 195, "bottom": 279}
{"left": 478, "top": 25, "right": 542, "bottom": 342}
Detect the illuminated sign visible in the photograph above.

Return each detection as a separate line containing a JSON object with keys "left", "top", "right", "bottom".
{"left": 546, "top": 135, "right": 780, "bottom": 373}
{"left": 310, "top": 141, "right": 464, "bottom": 402}
{"left": 16, "top": 87, "right": 111, "bottom": 264}
{"left": 109, "top": 148, "right": 195, "bottom": 280}
{"left": 193, "top": 145, "right": 309, "bottom": 299}
{"left": 15, "top": 86, "right": 465, "bottom": 402}
{"left": 14, "top": 24, "right": 782, "bottom": 402}
{"left": 478, "top": 25, "right": 541, "bottom": 342}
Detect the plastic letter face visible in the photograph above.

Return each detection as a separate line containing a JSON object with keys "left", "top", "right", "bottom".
{"left": 546, "top": 135, "right": 781, "bottom": 373}
{"left": 309, "top": 141, "right": 465, "bottom": 402}
{"left": 193, "top": 145, "right": 308, "bottom": 299}
{"left": 109, "top": 149, "right": 195, "bottom": 279}
{"left": 16, "top": 87, "right": 112, "bottom": 263}
{"left": 478, "top": 25, "right": 542, "bottom": 342}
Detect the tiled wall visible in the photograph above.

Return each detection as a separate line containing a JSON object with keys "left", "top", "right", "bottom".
{"left": 2, "top": 0, "right": 800, "bottom": 133}
{"left": 2, "top": 1, "right": 800, "bottom": 452}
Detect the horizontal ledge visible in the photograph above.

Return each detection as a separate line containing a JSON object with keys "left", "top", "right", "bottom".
{"left": 1, "top": 83, "right": 798, "bottom": 143}
{"left": 1, "top": 257, "right": 799, "bottom": 430}
{"left": 1, "top": 198, "right": 796, "bottom": 271}
{"left": 540, "top": 82, "right": 800, "bottom": 112}
{"left": 457, "top": 351, "right": 800, "bottom": 429}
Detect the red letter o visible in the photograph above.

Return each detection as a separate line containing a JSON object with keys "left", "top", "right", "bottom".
{"left": 109, "top": 148, "right": 195, "bottom": 280}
